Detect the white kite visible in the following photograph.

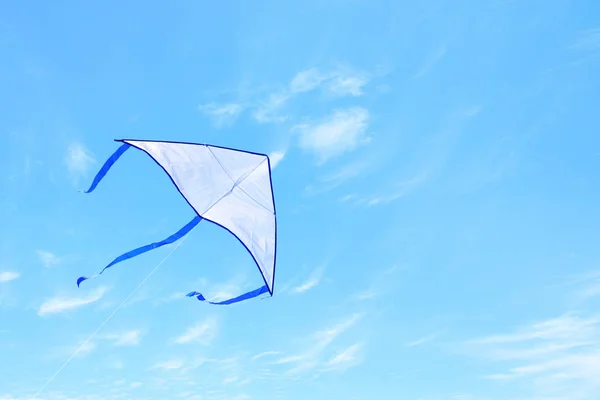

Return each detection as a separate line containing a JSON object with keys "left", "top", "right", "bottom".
{"left": 76, "top": 139, "right": 277, "bottom": 305}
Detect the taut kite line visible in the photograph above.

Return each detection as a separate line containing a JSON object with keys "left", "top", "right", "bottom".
{"left": 76, "top": 139, "right": 277, "bottom": 305}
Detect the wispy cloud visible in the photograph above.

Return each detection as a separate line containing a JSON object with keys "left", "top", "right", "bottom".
{"left": 461, "top": 313, "right": 600, "bottom": 399}
{"left": 351, "top": 265, "right": 404, "bottom": 301}
{"left": 295, "top": 107, "right": 370, "bottom": 164}
{"left": 37, "top": 287, "right": 107, "bottom": 316}
{"left": 406, "top": 333, "right": 437, "bottom": 347}
{"left": 289, "top": 68, "right": 327, "bottom": 93}
{"left": 269, "top": 150, "right": 285, "bottom": 169}
{"left": 325, "top": 342, "right": 364, "bottom": 371}
{"left": 325, "top": 75, "right": 369, "bottom": 97}
{"left": 252, "top": 66, "right": 370, "bottom": 125}
{"left": 0, "top": 271, "right": 20, "bottom": 282}
{"left": 570, "top": 27, "right": 600, "bottom": 53}
{"left": 413, "top": 45, "right": 447, "bottom": 79}
{"left": 172, "top": 316, "right": 218, "bottom": 345}
{"left": 291, "top": 267, "right": 324, "bottom": 294}
{"left": 304, "top": 160, "right": 370, "bottom": 197}
{"left": 49, "top": 340, "right": 97, "bottom": 360}
{"left": 271, "top": 313, "right": 363, "bottom": 376}
{"left": 65, "top": 142, "right": 96, "bottom": 179}
{"left": 290, "top": 67, "right": 369, "bottom": 97}
{"left": 564, "top": 269, "right": 600, "bottom": 302}
{"left": 198, "top": 103, "right": 243, "bottom": 128}
{"left": 36, "top": 250, "right": 62, "bottom": 268}
{"left": 152, "top": 359, "right": 185, "bottom": 370}
{"left": 342, "top": 172, "right": 428, "bottom": 207}
{"left": 252, "top": 92, "right": 290, "bottom": 123}
{"left": 252, "top": 351, "right": 283, "bottom": 361}
{"left": 102, "top": 330, "right": 143, "bottom": 346}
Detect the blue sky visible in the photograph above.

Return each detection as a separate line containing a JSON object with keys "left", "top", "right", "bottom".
{"left": 1, "top": 1, "right": 600, "bottom": 399}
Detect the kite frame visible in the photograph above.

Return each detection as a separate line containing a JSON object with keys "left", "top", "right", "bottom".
{"left": 115, "top": 138, "right": 278, "bottom": 296}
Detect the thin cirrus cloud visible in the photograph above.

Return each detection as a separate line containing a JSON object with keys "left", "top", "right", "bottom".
{"left": 65, "top": 142, "right": 96, "bottom": 180}
{"left": 461, "top": 313, "right": 600, "bottom": 399}
{"left": 268, "top": 150, "right": 285, "bottom": 169}
{"left": 172, "top": 316, "right": 218, "bottom": 345}
{"left": 325, "top": 342, "right": 364, "bottom": 371}
{"left": 289, "top": 67, "right": 369, "bottom": 97}
{"left": 151, "top": 359, "right": 185, "bottom": 371}
{"left": 36, "top": 250, "right": 62, "bottom": 268}
{"left": 253, "top": 67, "right": 369, "bottom": 124}
{"left": 197, "top": 102, "right": 244, "bottom": 128}
{"left": 0, "top": 271, "right": 20, "bottom": 282}
{"left": 199, "top": 66, "right": 371, "bottom": 128}
{"left": 102, "top": 330, "right": 143, "bottom": 346}
{"left": 291, "top": 267, "right": 324, "bottom": 294}
{"left": 37, "top": 287, "right": 107, "bottom": 316}
{"left": 295, "top": 107, "right": 370, "bottom": 164}
{"left": 270, "top": 313, "right": 364, "bottom": 376}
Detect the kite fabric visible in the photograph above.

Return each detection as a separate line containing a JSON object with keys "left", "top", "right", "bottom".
{"left": 76, "top": 139, "right": 277, "bottom": 305}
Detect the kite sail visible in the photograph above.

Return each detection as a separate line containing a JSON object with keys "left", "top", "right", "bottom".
{"left": 76, "top": 139, "right": 277, "bottom": 305}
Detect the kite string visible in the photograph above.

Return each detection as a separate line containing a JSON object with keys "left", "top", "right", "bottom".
{"left": 29, "top": 233, "right": 191, "bottom": 400}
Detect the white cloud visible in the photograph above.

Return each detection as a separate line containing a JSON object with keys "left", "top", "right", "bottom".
{"left": 296, "top": 107, "right": 370, "bottom": 164}
{"left": 252, "top": 351, "right": 282, "bottom": 361}
{"left": 342, "top": 172, "right": 428, "bottom": 207}
{"left": 570, "top": 27, "right": 600, "bottom": 52}
{"left": 254, "top": 66, "right": 370, "bottom": 125}
{"left": 49, "top": 340, "right": 97, "bottom": 360}
{"left": 198, "top": 103, "right": 243, "bottom": 128}
{"left": 291, "top": 267, "right": 324, "bottom": 294}
{"left": 152, "top": 359, "right": 185, "bottom": 370}
{"left": 413, "top": 44, "right": 447, "bottom": 79}
{"left": 36, "top": 250, "right": 61, "bottom": 267}
{"left": 252, "top": 92, "right": 290, "bottom": 123}
{"left": 462, "top": 313, "right": 600, "bottom": 399}
{"left": 289, "top": 68, "right": 327, "bottom": 93}
{"left": 325, "top": 342, "right": 364, "bottom": 370}
{"left": 173, "top": 316, "right": 218, "bottom": 345}
{"left": 351, "top": 265, "right": 403, "bottom": 301}
{"left": 129, "top": 381, "right": 143, "bottom": 389}
{"left": 65, "top": 142, "right": 96, "bottom": 179}
{"left": 406, "top": 333, "right": 437, "bottom": 347}
{"left": 103, "top": 330, "right": 143, "bottom": 346}
{"left": 290, "top": 67, "right": 369, "bottom": 97}
{"left": 0, "top": 271, "right": 19, "bottom": 282}
{"left": 271, "top": 313, "right": 363, "bottom": 376}
{"left": 37, "top": 287, "right": 107, "bottom": 316}
{"left": 304, "top": 160, "right": 370, "bottom": 197}
{"left": 325, "top": 75, "right": 368, "bottom": 97}
{"left": 565, "top": 269, "right": 600, "bottom": 302}
{"left": 268, "top": 151, "right": 285, "bottom": 169}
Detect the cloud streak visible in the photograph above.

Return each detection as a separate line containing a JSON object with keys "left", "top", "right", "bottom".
{"left": 65, "top": 142, "right": 95, "bottom": 179}
{"left": 172, "top": 316, "right": 218, "bottom": 345}
{"left": 103, "top": 330, "right": 143, "bottom": 346}
{"left": 198, "top": 103, "right": 243, "bottom": 128}
{"left": 268, "top": 151, "right": 285, "bottom": 169}
{"left": 38, "top": 287, "right": 107, "bottom": 316}
{"left": 271, "top": 313, "right": 363, "bottom": 376}
{"left": 461, "top": 313, "right": 600, "bottom": 399}
{"left": 0, "top": 271, "right": 20, "bottom": 282}
{"left": 291, "top": 267, "right": 324, "bottom": 294}
{"left": 295, "top": 107, "right": 370, "bottom": 164}
{"left": 36, "top": 250, "right": 61, "bottom": 268}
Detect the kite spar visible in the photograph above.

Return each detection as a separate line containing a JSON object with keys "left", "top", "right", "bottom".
{"left": 76, "top": 139, "right": 277, "bottom": 305}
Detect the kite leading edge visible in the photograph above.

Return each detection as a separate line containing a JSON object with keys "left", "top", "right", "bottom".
{"left": 76, "top": 139, "right": 277, "bottom": 305}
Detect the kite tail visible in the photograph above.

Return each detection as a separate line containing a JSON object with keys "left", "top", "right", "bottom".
{"left": 77, "top": 216, "right": 202, "bottom": 287}
{"left": 82, "top": 142, "right": 131, "bottom": 194}
{"left": 186, "top": 285, "right": 269, "bottom": 305}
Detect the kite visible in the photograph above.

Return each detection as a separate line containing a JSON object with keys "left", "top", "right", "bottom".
{"left": 76, "top": 139, "right": 277, "bottom": 305}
